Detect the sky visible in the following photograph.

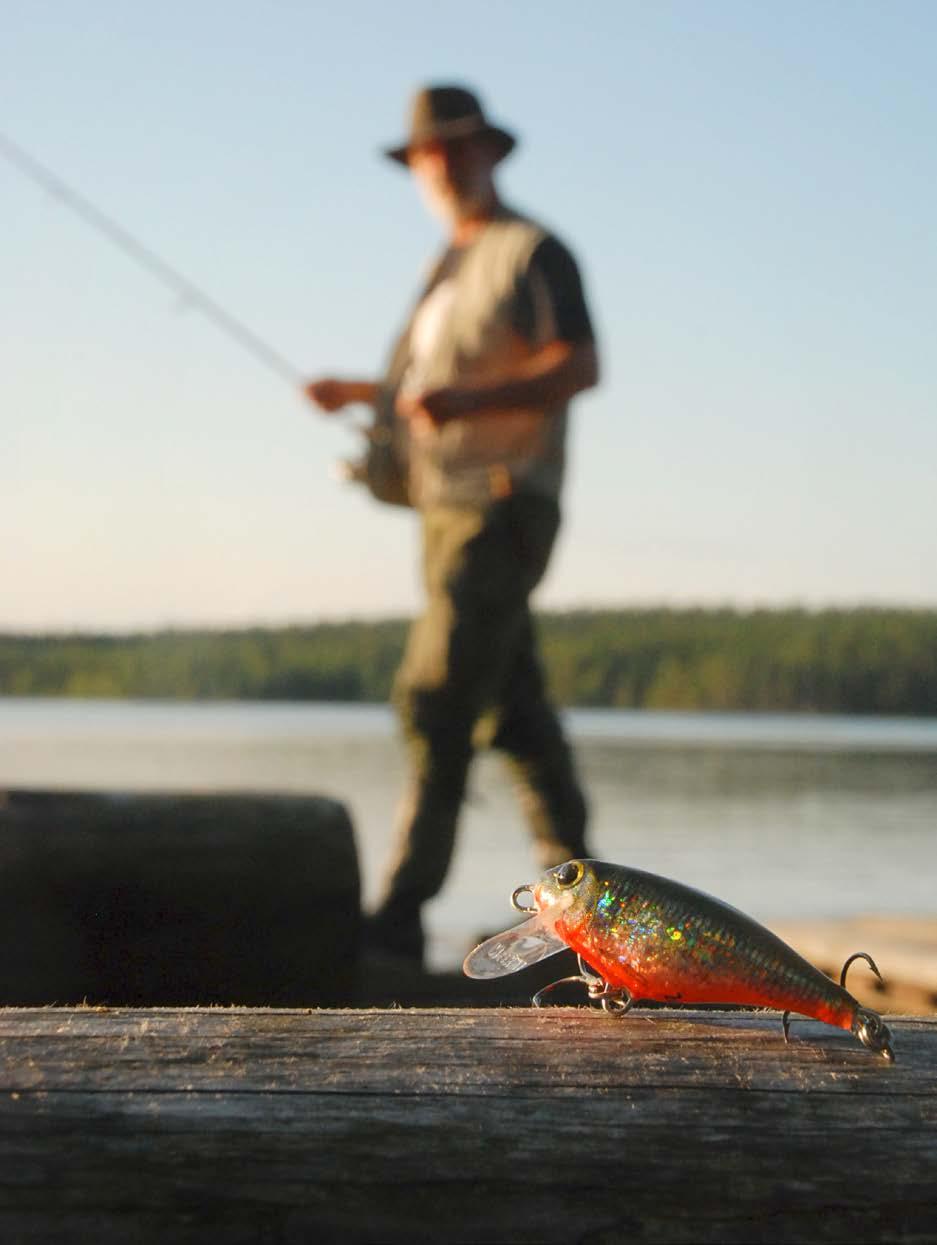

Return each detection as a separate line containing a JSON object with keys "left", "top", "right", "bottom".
{"left": 3, "top": 1, "right": 935, "bottom": 632}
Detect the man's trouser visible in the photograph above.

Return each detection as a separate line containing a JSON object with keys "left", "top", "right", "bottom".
{"left": 376, "top": 493, "right": 588, "bottom": 921}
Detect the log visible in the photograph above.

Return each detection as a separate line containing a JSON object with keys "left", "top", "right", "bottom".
{"left": 0, "top": 1005, "right": 934, "bottom": 1243}
{"left": 0, "top": 790, "right": 359, "bottom": 1005}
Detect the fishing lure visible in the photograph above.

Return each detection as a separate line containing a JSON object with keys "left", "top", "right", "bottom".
{"left": 464, "top": 859, "right": 895, "bottom": 1061}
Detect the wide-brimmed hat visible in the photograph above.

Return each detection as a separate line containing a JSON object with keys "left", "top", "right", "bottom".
{"left": 384, "top": 85, "right": 517, "bottom": 166}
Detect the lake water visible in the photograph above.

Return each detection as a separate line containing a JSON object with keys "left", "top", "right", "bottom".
{"left": 2, "top": 697, "right": 936, "bottom": 970}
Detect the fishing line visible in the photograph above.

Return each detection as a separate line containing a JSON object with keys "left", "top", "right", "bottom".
{"left": 0, "top": 130, "right": 305, "bottom": 387}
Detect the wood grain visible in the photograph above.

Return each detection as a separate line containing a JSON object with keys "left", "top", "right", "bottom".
{"left": 1, "top": 1007, "right": 934, "bottom": 1243}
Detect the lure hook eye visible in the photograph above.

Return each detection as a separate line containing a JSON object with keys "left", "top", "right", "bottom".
{"left": 511, "top": 884, "right": 538, "bottom": 915}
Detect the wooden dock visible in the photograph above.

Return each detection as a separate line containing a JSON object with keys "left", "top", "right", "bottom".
{"left": 2, "top": 1006, "right": 935, "bottom": 1243}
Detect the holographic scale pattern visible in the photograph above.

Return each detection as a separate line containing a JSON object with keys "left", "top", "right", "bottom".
{"left": 549, "top": 861, "right": 857, "bottom": 1029}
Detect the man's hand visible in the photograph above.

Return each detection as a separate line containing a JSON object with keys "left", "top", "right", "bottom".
{"left": 304, "top": 378, "right": 378, "bottom": 413}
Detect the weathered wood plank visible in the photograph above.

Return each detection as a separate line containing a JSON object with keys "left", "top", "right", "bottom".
{"left": 0, "top": 1008, "right": 934, "bottom": 1244}
{"left": 2, "top": 1007, "right": 935, "bottom": 1095}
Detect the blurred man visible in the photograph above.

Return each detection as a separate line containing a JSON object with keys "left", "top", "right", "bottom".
{"left": 306, "top": 85, "right": 599, "bottom": 963}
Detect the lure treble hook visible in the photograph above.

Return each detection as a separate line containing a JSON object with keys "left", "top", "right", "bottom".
{"left": 841, "top": 951, "right": 894, "bottom": 1060}
{"left": 532, "top": 955, "right": 634, "bottom": 1015}
{"left": 781, "top": 949, "right": 895, "bottom": 1061}
{"left": 839, "top": 950, "right": 884, "bottom": 990}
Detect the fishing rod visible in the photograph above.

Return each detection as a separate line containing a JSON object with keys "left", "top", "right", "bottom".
{"left": 0, "top": 129, "right": 305, "bottom": 387}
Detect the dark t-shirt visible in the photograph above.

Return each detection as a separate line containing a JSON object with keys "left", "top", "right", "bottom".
{"left": 514, "top": 236, "right": 595, "bottom": 346}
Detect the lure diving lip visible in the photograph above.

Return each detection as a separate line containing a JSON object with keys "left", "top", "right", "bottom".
{"left": 461, "top": 914, "right": 568, "bottom": 979}
{"left": 463, "top": 858, "right": 895, "bottom": 1062}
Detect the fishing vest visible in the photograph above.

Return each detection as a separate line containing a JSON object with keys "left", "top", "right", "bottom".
{"left": 364, "top": 207, "right": 570, "bottom": 511}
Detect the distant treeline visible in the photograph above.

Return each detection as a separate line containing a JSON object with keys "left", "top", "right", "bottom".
{"left": 2, "top": 608, "right": 937, "bottom": 715}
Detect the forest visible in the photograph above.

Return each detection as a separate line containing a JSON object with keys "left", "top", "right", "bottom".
{"left": 2, "top": 608, "right": 936, "bottom": 715}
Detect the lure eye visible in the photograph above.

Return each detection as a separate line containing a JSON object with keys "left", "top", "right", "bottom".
{"left": 554, "top": 861, "right": 584, "bottom": 889}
